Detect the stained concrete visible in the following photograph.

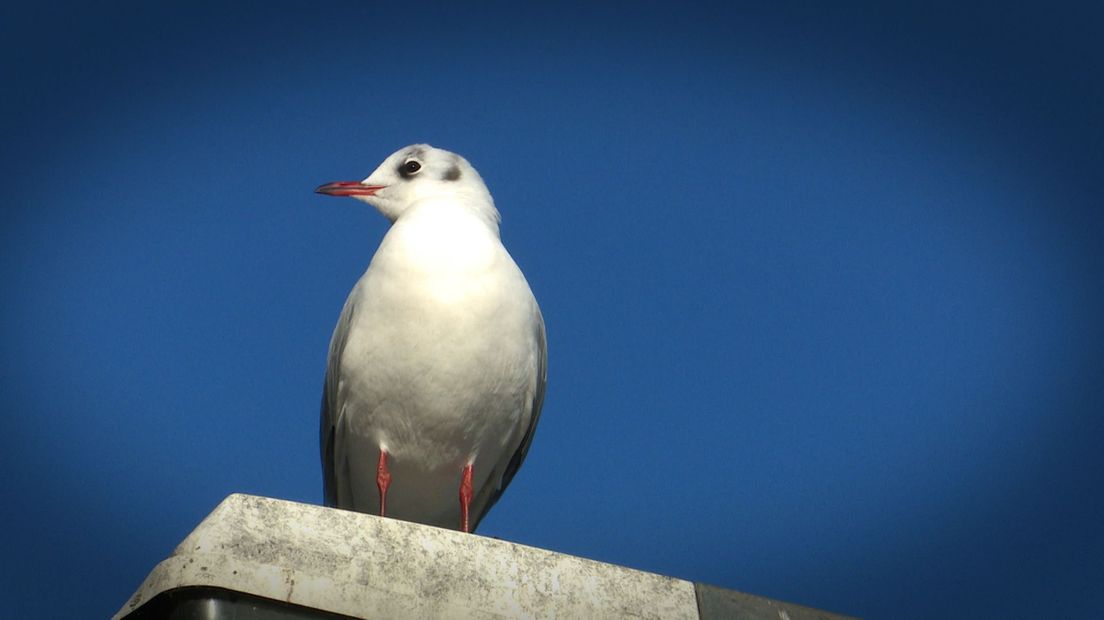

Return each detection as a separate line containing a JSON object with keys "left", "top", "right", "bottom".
{"left": 115, "top": 494, "right": 855, "bottom": 619}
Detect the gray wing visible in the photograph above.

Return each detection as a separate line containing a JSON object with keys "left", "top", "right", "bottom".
{"left": 320, "top": 292, "right": 357, "bottom": 508}
{"left": 472, "top": 307, "right": 548, "bottom": 530}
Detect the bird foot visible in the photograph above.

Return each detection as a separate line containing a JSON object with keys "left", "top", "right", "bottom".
{"left": 377, "top": 450, "right": 391, "bottom": 517}
{"left": 459, "top": 463, "right": 473, "bottom": 533}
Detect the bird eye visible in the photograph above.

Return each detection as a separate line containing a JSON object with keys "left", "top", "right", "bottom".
{"left": 400, "top": 160, "right": 422, "bottom": 177}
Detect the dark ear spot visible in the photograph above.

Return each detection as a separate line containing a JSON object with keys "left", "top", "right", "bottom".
{"left": 443, "top": 165, "right": 461, "bottom": 181}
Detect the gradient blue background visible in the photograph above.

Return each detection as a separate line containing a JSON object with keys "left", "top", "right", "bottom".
{"left": 3, "top": 2, "right": 1102, "bottom": 617}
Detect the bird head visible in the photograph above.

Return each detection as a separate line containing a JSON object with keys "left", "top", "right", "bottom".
{"left": 316, "top": 144, "right": 498, "bottom": 224}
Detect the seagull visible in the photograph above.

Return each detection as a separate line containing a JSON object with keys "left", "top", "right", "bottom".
{"left": 316, "top": 145, "right": 546, "bottom": 533}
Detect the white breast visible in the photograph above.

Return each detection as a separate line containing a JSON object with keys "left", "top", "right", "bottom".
{"left": 330, "top": 199, "right": 542, "bottom": 524}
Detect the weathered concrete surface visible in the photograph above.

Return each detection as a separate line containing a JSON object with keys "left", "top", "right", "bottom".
{"left": 115, "top": 494, "right": 699, "bottom": 619}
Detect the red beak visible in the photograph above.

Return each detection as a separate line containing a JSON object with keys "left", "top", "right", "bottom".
{"left": 315, "top": 181, "right": 386, "bottom": 197}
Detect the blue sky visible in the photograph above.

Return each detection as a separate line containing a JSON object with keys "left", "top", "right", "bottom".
{"left": 3, "top": 2, "right": 1102, "bottom": 617}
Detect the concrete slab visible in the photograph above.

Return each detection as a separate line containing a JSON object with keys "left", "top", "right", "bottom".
{"left": 115, "top": 494, "right": 700, "bottom": 619}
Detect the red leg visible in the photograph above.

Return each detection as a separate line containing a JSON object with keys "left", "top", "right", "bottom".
{"left": 376, "top": 449, "right": 391, "bottom": 517}
{"left": 459, "top": 463, "right": 474, "bottom": 533}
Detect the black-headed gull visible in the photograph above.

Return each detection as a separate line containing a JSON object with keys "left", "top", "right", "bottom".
{"left": 316, "top": 145, "right": 546, "bottom": 533}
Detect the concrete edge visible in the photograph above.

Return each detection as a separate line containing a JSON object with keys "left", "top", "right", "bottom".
{"left": 115, "top": 494, "right": 701, "bottom": 619}
{"left": 115, "top": 494, "right": 855, "bottom": 619}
